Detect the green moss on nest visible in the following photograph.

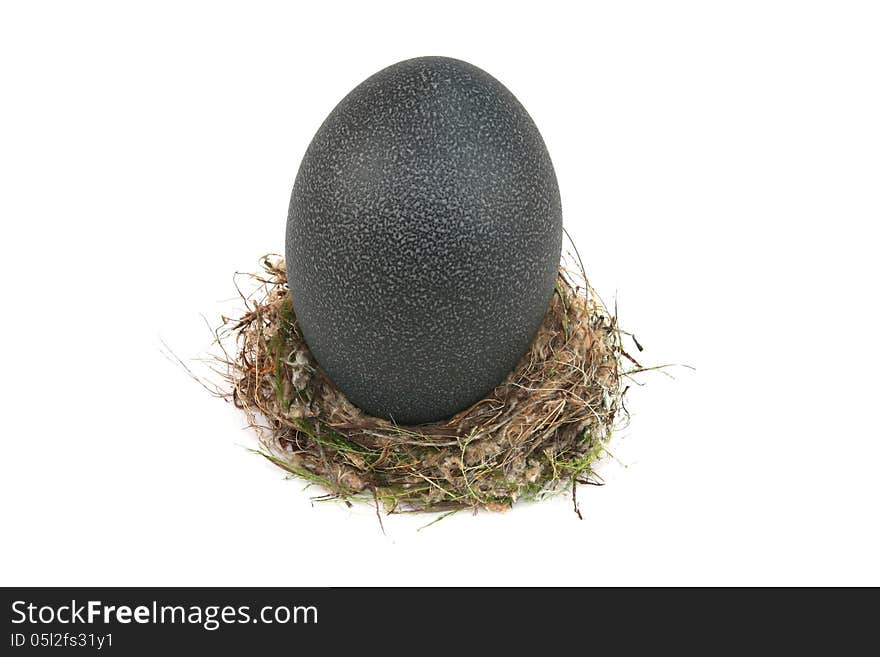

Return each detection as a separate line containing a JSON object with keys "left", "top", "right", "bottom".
{"left": 220, "top": 255, "right": 631, "bottom": 517}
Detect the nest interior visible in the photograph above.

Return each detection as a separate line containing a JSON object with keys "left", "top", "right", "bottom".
{"left": 219, "top": 256, "right": 629, "bottom": 516}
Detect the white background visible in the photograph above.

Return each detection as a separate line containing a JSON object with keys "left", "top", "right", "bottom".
{"left": 2, "top": 1, "right": 878, "bottom": 586}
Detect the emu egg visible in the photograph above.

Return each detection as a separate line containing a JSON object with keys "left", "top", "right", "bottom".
{"left": 286, "top": 56, "right": 562, "bottom": 424}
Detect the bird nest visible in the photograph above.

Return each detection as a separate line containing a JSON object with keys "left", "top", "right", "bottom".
{"left": 217, "top": 255, "right": 635, "bottom": 518}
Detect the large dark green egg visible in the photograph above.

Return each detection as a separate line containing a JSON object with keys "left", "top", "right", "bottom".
{"left": 286, "top": 56, "right": 563, "bottom": 424}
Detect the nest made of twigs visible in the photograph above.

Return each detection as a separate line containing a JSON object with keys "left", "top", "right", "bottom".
{"left": 217, "top": 255, "right": 632, "bottom": 517}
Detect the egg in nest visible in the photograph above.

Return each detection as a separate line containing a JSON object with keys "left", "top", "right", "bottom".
{"left": 286, "top": 56, "right": 563, "bottom": 424}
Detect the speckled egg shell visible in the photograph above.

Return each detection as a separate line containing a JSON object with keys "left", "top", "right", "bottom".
{"left": 286, "top": 56, "right": 563, "bottom": 424}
